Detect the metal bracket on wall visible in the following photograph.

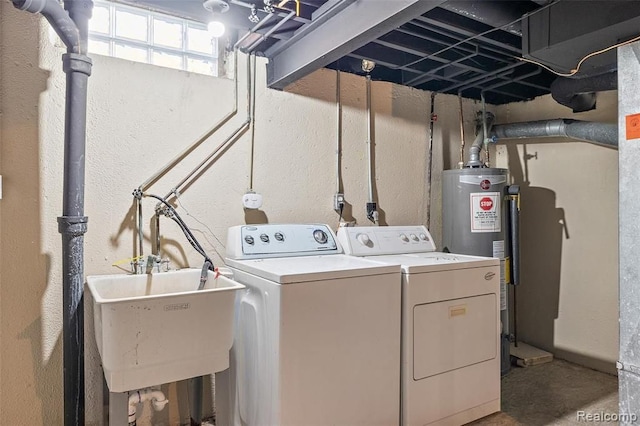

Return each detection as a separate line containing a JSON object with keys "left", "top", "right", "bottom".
{"left": 617, "top": 362, "right": 640, "bottom": 375}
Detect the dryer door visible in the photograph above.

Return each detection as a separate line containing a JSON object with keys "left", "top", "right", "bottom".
{"left": 413, "top": 293, "right": 497, "bottom": 379}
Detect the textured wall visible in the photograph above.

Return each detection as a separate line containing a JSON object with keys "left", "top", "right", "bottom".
{"left": 0, "top": 6, "right": 492, "bottom": 424}
{"left": 494, "top": 92, "right": 619, "bottom": 374}
{"left": 5, "top": 3, "right": 618, "bottom": 425}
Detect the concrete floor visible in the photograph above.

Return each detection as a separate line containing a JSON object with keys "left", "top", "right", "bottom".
{"left": 471, "top": 360, "right": 618, "bottom": 425}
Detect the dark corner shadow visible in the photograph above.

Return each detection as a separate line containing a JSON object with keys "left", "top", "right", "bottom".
{"left": 244, "top": 209, "right": 268, "bottom": 224}
{"left": 507, "top": 143, "right": 568, "bottom": 369}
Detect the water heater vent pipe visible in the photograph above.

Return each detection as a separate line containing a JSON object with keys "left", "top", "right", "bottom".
{"left": 466, "top": 111, "right": 495, "bottom": 168}
{"left": 491, "top": 119, "right": 618, "bottom": 148}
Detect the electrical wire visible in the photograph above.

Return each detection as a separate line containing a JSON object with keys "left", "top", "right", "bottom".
{"left": 175, "top": 196, "right": 226, "bottom": 259}
{"left": 516, "top": 33, "right": 640, "bottom": 77}
{"left": 144, "top": 193, "right": 215, "bottom": 268}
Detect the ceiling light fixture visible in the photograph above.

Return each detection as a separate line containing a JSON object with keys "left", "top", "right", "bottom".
{"left": 362, "top": 59, "right": 376, "bottom": 74}
{"left": 203, "top": 0, "right": 230, "bottom": 38}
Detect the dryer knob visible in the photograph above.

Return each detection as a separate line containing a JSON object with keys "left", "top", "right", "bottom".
{"left": 400, "top": 234, "right": 409, "bottom": 242}
{"left": 313, "top": 229, "right": 328, "bottom": 244}
{"left": 356, "top": 234, "right": 371, "bottom": 245}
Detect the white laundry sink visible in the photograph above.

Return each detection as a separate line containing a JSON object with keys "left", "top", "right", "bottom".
{"left": 86, "top": 269, "right": 244, "bottom": 392}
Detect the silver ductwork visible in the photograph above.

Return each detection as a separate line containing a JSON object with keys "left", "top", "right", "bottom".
{"left": 491, "top": 119, "right": 618, "bottom": 148}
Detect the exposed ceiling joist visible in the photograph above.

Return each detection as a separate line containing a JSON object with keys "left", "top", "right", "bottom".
{"left": 265, "top": 0, "right": 448, "bottom": 90}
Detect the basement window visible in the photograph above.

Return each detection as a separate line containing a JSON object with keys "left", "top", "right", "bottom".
{"left": 89, "top": 0, "right": 219, "bottom": 76}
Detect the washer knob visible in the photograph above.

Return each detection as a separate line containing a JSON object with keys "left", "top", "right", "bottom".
{"left": 410, "top": 234, "right": 419, "bottom": 242}
{"left": 260, "top": 234, "right": 270, "bottom": 243}
{"left": 356, "top": 233, "right": 371, "bottom": 245}
{"left": 244, "top": 235, "right": 255, "bottom": 245}
{"left": 420, "top": 233, "right": 429, "bottom": 241}
{"left": 313, "top": 229, "right": 328, "bottom": 244}
{"left": 274, "top": 232, "right": 285, "bottom": 242}
{"left": 400, "top": 234, "right": 409, "bottom": 242}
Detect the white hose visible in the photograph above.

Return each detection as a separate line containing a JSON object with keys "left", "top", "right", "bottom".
{"left": 128, "top": 388, "right": 169, "bottom": 424}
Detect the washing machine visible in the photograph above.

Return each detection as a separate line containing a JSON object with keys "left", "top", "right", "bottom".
{"left": 215, "top": 223, "right": 402, "bottom": 426}
{"left": 337, "top": 225, "right": 501, "bottom": 426}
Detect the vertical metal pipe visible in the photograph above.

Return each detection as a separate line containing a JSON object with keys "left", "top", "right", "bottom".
{"left": 137, "top": 198, "right": 143, "bottom": 257}
{"left": 249, "top": 53, "right": 257, "bottom": 190}
{"left": 189, "top": 378, "right": 203, "bottom": 426}
{"left": 336, "top": 70, "right": 342, "bottom": 193}
{"left": 481, "top": 92, "right": 489, "bottom": 167}
{"left": 366, "top": 74, "right": 373, "bottom": 203}
{"left": 58, "top": 2, "right": 93, "bottom": 425}
{"left": 154, "top": 214, "right": 161, "bottom": 256}
{"left": 426, "top": 92, "right": 436, "bottom": 229}
{"left": 163, "top": 54, "right": 252, "bottom": 200}
{"left": 458, "top": 92, "right": 465, "bottom": 167}
{"left": 508, "top": 186, "right": 521, "bottom": 346}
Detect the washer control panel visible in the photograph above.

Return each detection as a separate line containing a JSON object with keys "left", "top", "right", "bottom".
{"left": 337, "top": 225, "right": 436, "bottom": 256}
{"left": 227, "top": 224, "right": 340, "bottom": 259}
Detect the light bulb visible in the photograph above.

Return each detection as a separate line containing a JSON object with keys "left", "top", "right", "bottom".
{"left": 208, "top": 20, "right": 226, "bottom": 38}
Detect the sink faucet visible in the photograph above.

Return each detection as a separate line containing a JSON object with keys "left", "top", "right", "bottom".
{"left": 146, "top": 254, "right": 160, "bottom": 274}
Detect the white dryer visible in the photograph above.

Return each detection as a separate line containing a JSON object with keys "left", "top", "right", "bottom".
{"left": 216, "top": 224, "right": 402, "bottom": 426}
{"left": 337, "top": 225, "right": 501, "bottom": 426}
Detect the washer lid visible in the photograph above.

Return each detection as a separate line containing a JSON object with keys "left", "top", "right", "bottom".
{"left": 365, "top": 252, "right": 499, "bottom": 273}
{"left": 225, "top": 254, "right": 400, "bottom": 284}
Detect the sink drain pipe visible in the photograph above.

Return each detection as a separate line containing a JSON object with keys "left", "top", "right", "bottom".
{"left": 128, "top": 389, "right": 169, "bottom": 425}
{"left": 11, "top": 1, "right": 93, "bottom": 425}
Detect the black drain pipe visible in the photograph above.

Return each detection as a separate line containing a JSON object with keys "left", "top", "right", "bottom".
{"left": 12, "top": 1, "right": 93, "bottom": 425}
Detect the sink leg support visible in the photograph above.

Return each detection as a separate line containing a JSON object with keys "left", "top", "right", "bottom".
{"left": 189, "top": 376, "right": 204, "bottom": 425}
{"left": 109, "top": 392, "right": 129, "bottom": 426}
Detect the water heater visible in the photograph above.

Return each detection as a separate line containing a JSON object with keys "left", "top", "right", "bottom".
{"left": 442, "top": 167, "right": 511, "bottom": 375}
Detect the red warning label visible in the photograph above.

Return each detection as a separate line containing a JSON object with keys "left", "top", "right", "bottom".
{"left": 480, "top": 197, "right": 493, "bottom": 211}
{"left": 471, "top": 192, "right": 501, "bottom": 233}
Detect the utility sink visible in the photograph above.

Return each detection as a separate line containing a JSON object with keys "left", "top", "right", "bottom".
{"left": 86, "top": 269, "right": 244, "bottom": 392}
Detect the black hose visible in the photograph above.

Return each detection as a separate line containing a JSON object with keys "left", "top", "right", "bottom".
{"left": 144, "top": 194, "right": 215, "bottom": 268}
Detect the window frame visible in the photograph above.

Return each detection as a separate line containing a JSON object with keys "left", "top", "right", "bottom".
{"left": 89, "top": 0, "right": 220, "bottom": 76}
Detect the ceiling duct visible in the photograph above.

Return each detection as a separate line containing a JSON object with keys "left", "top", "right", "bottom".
{"left": 438, "top": 0, "right": 528, "bottom": 36}
{"left": 522, "top": 1, "right": 640, "bottom": 77}
{"left": 492, "top": 119, "right": 618, "bottom": 148}
{"left": 550, "top": 71, "right": 617, "bottom": 113}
